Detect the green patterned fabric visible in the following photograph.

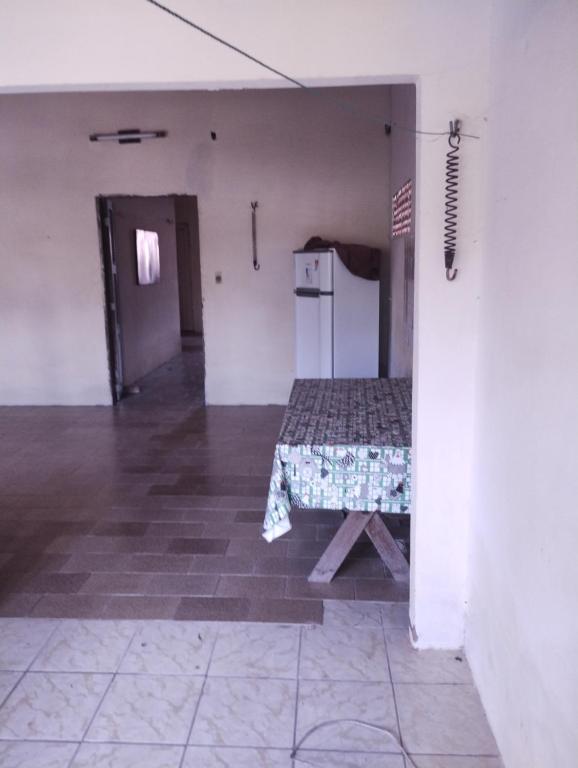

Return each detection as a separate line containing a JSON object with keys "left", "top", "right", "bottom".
{"left": 263, "top": 379, "right": 412, "bottom": 542}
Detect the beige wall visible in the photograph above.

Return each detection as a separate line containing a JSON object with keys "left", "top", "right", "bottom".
{"left": 0, "top": 86, "right": 391, "bottom": 405}
{"left": 199, "top": 87, "right": 391, "bottom": 404}
{"left": 465, "top": 2, "right": 578, "bottom": 767}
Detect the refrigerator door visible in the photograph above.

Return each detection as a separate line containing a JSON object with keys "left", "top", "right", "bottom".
{"left": 317, "top": 250, "right": 334, "bottom": 293}
{"left": 333, "top": 252, "right": 379, "bottom": 378}
{"left": 294, "top": 251, "right": 334, "bottom": 378}
{"left": 294, "top": 250, "right": 333, "bottom": 292}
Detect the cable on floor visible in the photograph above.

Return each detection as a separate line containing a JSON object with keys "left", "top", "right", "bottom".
{"left": 291, "top": 717, "right": 420, "bottom": 767}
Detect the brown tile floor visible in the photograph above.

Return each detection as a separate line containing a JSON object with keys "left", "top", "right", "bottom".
{"left": 0, "top": 342, "right": 409, "bottom": 623}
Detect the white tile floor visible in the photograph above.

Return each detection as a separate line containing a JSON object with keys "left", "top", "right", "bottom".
{"left": 0, "top": 602, "right": 502, "bottom": 768}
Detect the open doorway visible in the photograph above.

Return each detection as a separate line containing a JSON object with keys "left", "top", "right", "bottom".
{"left": 88, "top": 84, "right": 415, "bottom": 602}
{"left": 97, "top": 194, "right": 204, "bottom": 405}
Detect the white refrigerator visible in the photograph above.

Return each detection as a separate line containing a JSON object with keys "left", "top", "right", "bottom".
{"left": 294, "top": 249, "right": 380, "bottom": 379}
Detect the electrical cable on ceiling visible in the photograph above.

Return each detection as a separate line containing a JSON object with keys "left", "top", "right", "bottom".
{"left": 144, "top": 0, "right": 480, "bottom": 140}
{"left": 389, "top": 122, "right": 479, "bottom": 139}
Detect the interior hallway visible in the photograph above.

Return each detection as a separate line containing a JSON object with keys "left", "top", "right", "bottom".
{"left": 0, "top": 342, "right": 408, "bottom": 623}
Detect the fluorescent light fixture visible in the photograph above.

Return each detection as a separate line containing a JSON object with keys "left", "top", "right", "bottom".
{"left": 89, "top": 129, "right": 167, "bottom": 144}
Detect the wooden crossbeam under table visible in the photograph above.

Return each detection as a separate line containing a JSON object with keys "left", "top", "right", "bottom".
{"left": 308, "top": 510, "right": 409, "bottom": 584}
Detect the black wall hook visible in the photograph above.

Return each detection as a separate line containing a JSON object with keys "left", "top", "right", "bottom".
{"left": 251, "top": 201, "right": 260, "bottom": 271}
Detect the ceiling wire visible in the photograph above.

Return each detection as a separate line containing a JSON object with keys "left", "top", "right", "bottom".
{"left": 145, "top": 0, "right": 306, "bottom": 90}
{"left": 144, "top": 0, "right": 480, "bottom": 140}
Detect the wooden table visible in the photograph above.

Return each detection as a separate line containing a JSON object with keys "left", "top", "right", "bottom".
{"left": 262, "top": 378, "right": 412, "bottom": 582}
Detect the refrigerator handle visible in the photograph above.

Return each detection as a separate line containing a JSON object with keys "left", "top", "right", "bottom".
{"left": 295, "top": 288, "right": 333, "bottom": 298}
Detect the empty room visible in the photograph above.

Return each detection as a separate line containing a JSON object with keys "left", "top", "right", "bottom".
{"left": 0, "top": 2, "right": 576, "bottom": 768}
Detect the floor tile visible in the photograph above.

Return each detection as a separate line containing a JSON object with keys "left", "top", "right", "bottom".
{"left": 181, "top": 509, "right": 236, "bottom": 523}
{"left": 18, "top": 573, "right": 91, "bottom": 595}
{"left": 287, "top": 541, "right": 329, "bottom": 558}
{"left": 226, "top": 539, "right": 288, "bottom": 558}
{"left": 0, "top": 594, "right": 43, "bottom": 617}
{"left": 381, "top": 602, "right": 410, "bottom": 628}
{"left": 120, "top": 621, "right": 217, "bottom": 675}
{"left": 246, "top": 598, "right": 323, "bottom": 624}
{"left": 0, "top": 672, "right": 111, "bottom": 740}
{"left": 316, "top": 525, "right": 340, "bottom": 541}
{"left": 395, "top": 683, "right": 499, "bottom": 756}
{"left": 59, "top": 555, "right": 131, "bottom": 574}
{"left": 295, "top": 753, "right": 403, "bottom": 767}
{"left": 286, "top": 577, "right": 356, "bottom": 601}
{"left": 101, "top": 596, "right": 179, "bottom": 620}
{"left": 31, "top": 620, "right": 136, "bottom": 673}
{"left": 190, "top": 677, "right": 296, "bottom": 747}
{"left": 144, "top": 523, "right": 205, "bottom": 539}
{"left": 300, "top": 626, "right": 389, "bottom": 681}
{"left": 209, "top": 623, "right": 300, "bottom": 679}
{"left": 337, "top": 558, "right": 389, "bottom": 578}
{"left": 189, "top": 555, "right": 255, "bottom": 574}
{"left": 128, "top": 555, "right": 194, "bottom": 573}
{"left": 3, "top": 554, "right": 71, "bottom": 575}
{"left": 71, "top": 743, "right": 184, "bottom": 767}
{"left": 79, "top": 573, "right": 152, "bottom": 595}
{"left": 86, "top": 674, "right": 203, "bottom": 744}
{"left": 0, "top": 672, "right": 21, "bottom": 704}
{"left": 386, "top": 630, "right": 473, "bottom": 684}
{"left": 145, "top": 574, "right": 218, "bottom": 596}
{"left": 323, "top": 600, "right": 383, "bottom": 628}
{"left": 355, "top": 580, "right": 409, "bottom": 602}
{"left": 183, "top": 746, "right": 293, "bottom": 767}
{"left": 254, "top": 557, "right": 318, "bottom": 576}
{"left": 0, "top": 619, "right": 56, "bottom": 670}
{"left": 215, "top": 575, "right": 286, "bottom": 599}
{"left": 175, "top": 597, "right": 251, "bottom": 622}
{"left": 297, "top": 679, "right": 398, "bottom": 751}
{"left": 92, "top": 522, "right": 148, "bottom": 537}
{"left": 234, "top": 509, "right": 270, "bottom": 523}
{"left": 0, "top": 741, "right": 78, "bottom": 768}
{"left": 30, "top": 595, "right": 109, "bottom": 619}
{"left": 167, "top": 539, "right": 228, "bottom": 555}
{"left": 202, "top": 523, "right": 263, "bottom": 539}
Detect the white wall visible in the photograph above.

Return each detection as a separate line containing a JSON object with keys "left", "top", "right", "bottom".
{"left": 0, "top": 86, "right": 391, "bottom": 405}
{"left": 0, "top": 0, "right": 492, "bottom": 648}
{"left": 466, "top": 2, "right": 578, "bottom": 767}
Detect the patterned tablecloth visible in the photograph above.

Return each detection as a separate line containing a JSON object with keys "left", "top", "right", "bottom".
{"left": 263, "top": 378, "right": 412, "bottom": 542}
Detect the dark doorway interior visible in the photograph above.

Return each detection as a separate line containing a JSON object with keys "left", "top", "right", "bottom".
{"left": 378, "top": 251, "right": 391, "bottom": 378}
{"left": 98, "top": 194, "right": 204, "bottom": 404}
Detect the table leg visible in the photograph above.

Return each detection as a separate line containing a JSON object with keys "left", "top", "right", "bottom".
{"left": 365, "top": 513, "right": 410, "bottom": 581}
{"left": 308, "top": 511, "right": 370, "bottom": 583}
{"left": 308, "top": 511, "right": 409, "bottom": 584}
